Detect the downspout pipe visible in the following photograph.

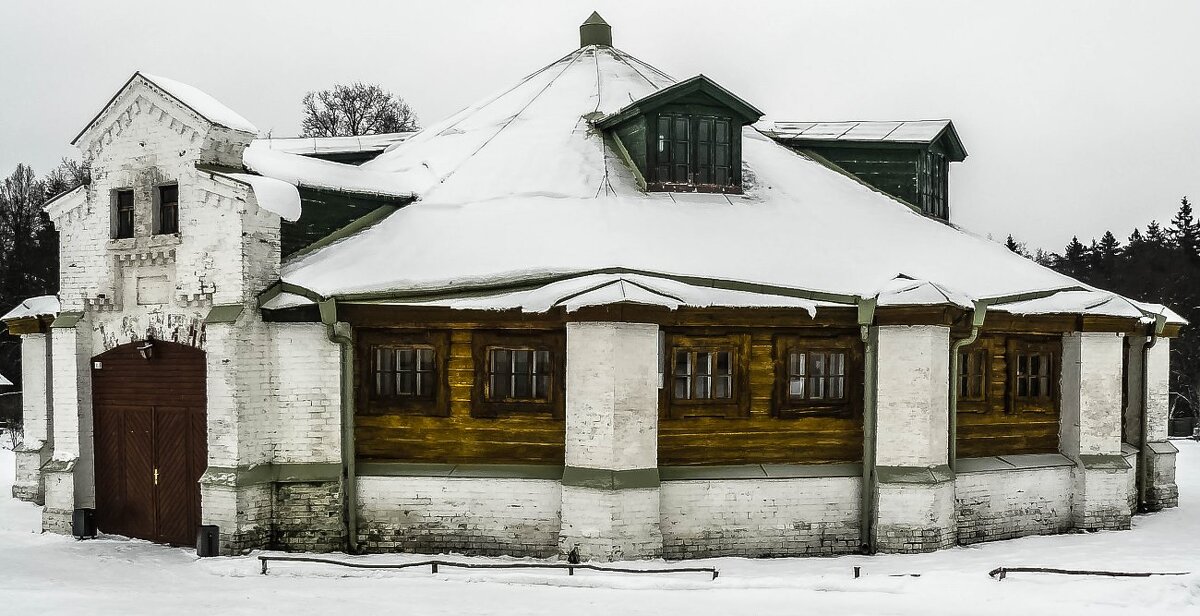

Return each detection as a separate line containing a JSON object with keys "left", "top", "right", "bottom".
{"left": 949, "top": 301, "right": 989, "bottom": 472}
{"left": 857, "top": 297, "right": 878, "bottom": 554}
{"left": 319, "top": 299, "right": 358, "bottom": 553}
{"left": 1137, "top": 313, "right": 1167, "bottom": 511}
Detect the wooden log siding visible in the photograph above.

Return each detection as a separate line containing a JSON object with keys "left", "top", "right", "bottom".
{"left": 658, "top": 329, "right": 864, "bottom": 466}
{"left": 355, "top": 328, "right": 566, "bottom": 465}
{"left": 955, "top": 333, "right": 1062, "bottom": 458}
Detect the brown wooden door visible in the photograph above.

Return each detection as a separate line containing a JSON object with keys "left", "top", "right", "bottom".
{"left": 93, "top": 341, "right": 207, "bottom": 546}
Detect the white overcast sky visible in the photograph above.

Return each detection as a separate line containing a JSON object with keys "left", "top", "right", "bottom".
{"left": 1, "top": 0, "right": 1197, "bottom": 251}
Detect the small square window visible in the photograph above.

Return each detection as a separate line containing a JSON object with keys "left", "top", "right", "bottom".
{"left": 774, "top": 335, "right": 860, "bottom": 419}
{"left": 664, "top": 333, "right": 747, "bottom": 419}
{"left": 1007, "top": 338, "right": 1059, "bottom": 413}
{"left": 158, "top": 185, "right": 178, "bottom": 235}
{"left": 114, "top": 190, "right": 135, "bottom": 239}
{"left": 471, "top": 331, "right": 564, "bottom": 418}
{"left": 356, "top": 330, "right": 449, "bottom": 416}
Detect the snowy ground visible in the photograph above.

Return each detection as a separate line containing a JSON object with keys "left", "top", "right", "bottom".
{"left": 2, "top": 440, "right": 1198, "bottom": 615}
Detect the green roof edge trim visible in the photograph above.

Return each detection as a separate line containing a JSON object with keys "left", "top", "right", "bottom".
{"left": 205, "top": 304, "right": 245, "bottom": 324}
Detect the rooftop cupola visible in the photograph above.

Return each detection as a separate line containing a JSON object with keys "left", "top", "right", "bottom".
{"left": 579, "top": 11, "right": 612, "bottom": 47}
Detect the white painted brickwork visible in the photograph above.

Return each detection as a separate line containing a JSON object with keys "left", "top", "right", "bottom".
{"left": 874, "top": 481, "right": 956, "bottom": 553}
{"left": 270, "top": 323, "right": 341, "bottom": 465}
{"left": 1061, "top": 332, "right": 1124, "bottom": 458}
{"left": 357, "top": 476, "right": 562, "bottom": 556}
{"left": 660, "top": 477, "right": 860, "bottom": 558}
{"left": 564, "top": 322, "right": 658, "bottom": 470}
{"left": 875, "top": 325, "right": 950, "bottom": 467}
{"left": 20, "top": 334, "right": 49, "bottom": 449}
{"left": 560, "top": 485, "right": 662, "bottom": 560}
{"left": 955, "top": 468, "right": 1072, "bottom": 544}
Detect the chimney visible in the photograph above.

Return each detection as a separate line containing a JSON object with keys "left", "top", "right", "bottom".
{"left": 579, "top": 11, "right": 612, "bottom": 47}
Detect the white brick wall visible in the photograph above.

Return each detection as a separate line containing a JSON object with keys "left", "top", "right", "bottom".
{"left": 660, "top": 477, "right": 860, "bottom": 558}
{"left": 20, "top": 333, "right": 50, "bottom": 449}
{"left": 357, "top": 476, "right": 561, "bottom": 556}
{"left": 875, "top": 325, "right": 950, "bottom": 467}
{"left": 1061, "top": 332, "right": 1124, "bottom": 458}
{"left": 955, "top": 467, "right": 1072, "bottom": 543}
{"left": 270, "top": 323, "right": 341, "bottom": 464}
{"left": 564, "top": 322, "right": 658, "bottom": 470}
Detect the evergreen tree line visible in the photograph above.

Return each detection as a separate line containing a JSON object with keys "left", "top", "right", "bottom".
{"left": 1006, "top": 196, "right": 1200, "bottom": 420}
{"left": 0, "top": 160, "right": 87, "bottom": 388}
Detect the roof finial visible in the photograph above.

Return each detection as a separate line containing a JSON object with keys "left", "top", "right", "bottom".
{"left": 580, "top": 11, "right": 612, "bottom": 48}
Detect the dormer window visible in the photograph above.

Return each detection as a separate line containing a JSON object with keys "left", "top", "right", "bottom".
{"left": 596, "top": 75, "right": 762, "bottom": 194}
{"left": 654, "top": 113, "right": 734, "bottom": 190}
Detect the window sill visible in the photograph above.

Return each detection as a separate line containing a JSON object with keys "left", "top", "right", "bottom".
{"left": 955, "top": 453, "right": 1074, "bottom": 474}
{"left": 659, "top": 462, "right": 861, "bottom": 481}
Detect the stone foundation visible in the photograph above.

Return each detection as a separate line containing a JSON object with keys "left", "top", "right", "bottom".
{"left": 659, "top": 475, "right": 860, "bottom": 559}
{"left": 954, "top": 456, "right": 1073, "bottom": 544}
{"left": 356, "top": 476, "right": 561, "bottom": 557}
{"left": 874, "top": 466, "right": 956, "bottom": 554}
{"left": 559, "top": 484, "right": 661, "bottom": 561}
{"left": 274, "top": 481, "right": 344, "bottom": 552}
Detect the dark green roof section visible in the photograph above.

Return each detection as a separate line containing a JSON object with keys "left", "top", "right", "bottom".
{"left": 205, "top": 304, "right": 245, "bottom": 324}
{"left": 595, "top": 74, "right": 764, "bottom": 130}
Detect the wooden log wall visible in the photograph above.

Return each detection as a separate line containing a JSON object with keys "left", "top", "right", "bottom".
{"left": 955, "top": 334, "right": 1061, "bottom": 458}
{"left": 355, "top": 329, "right": 566, "bottom": 465}
{"left": 657, "top": 329, "right": 863, "bottom": 466}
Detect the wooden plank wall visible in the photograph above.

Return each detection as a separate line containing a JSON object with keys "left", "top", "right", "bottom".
{"left": 804, "top": 147, "right": 919, "bottom": 206}
{"left": 355, "top": 329, "right": 565, "bottom": 464}
{"left": 955, "top": 334, "right": 1060, "bottom": 458}
{"left": 658, "top": 330, "right": 863, "bottom": 466}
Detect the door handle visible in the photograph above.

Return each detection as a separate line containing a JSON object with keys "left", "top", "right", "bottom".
{"left": 154, "top": 468, "right": 159, "bottom": 486}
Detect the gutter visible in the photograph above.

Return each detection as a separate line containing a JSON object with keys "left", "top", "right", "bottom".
{"left": 1137, "top": 313, "right": 1167, "bottom": 511}
{"left": 319, "top": 299, "right": 358, "bottom": 553}
{"left": 857, "top": 297, "right": 877, "bottom": 553}
{"left": 948, "top": 301, "right": 989, "bottom": 472}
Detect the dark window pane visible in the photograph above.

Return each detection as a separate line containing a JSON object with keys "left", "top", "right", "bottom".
{"left": 716, "top": 351, "right": 731, "bottom": 375}
{"left": 716, "top": 120, "right": 730, "bottom": 143}
{"left": 397, "top": 372, "right": 415, "bottom": 396}
{"left": 830, "top": 376, "right": 845, "bottom": 399}
{"left": 695, "top": 352, "right": 711, "bottom": 376}
{"left": 696, "top": 375, "right": 711, "bottom": 399}
{"left": 674, "top": 376, "right": 690, "bottom": 400}
{"left": 513, "top": 373, "right": 532, "bottom": 398}
{"left": 714, "top": 375, "right": 731, "bottom": 399}
{"left": 674, "top": 350, "right": 690, "bottom": 376}
{"left": 789, "top": 351, "right": 805, "bottom": 377}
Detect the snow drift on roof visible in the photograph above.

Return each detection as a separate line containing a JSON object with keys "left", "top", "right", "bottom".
{"left": 251, "top": 133, "right": 414, "bottom": 157}
{"left": 0, "top": 372, "right": 12, "bottom": 387}
{"left": 243, "top": 145, "right": 417, "bottom": 199}
{"left": 139, "top": 73, "right": 257, "bottom": 134}
{"left": 1, "top": 295, "right": 61, "bottom": 322}
{"left": 222, "top": 173, "right": 302, "bottom": 222}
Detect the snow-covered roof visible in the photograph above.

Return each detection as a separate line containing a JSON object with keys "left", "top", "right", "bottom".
{"left": 1, "top": 295, "right": 61, "bottom": 322}
{"left": 251, "top": 133, "right": 414, "bottom": 158}
{"left": 762, "top": 120, "right": 967, "bottom": 161}
{"left": 256, "top": 44, "right": 1173, "bottom": 324}
{"left": 0, "top": 372, "right": 12, "bottom": 387}
{"left": 72, "top": 72, "right": 256, "bottom": 145}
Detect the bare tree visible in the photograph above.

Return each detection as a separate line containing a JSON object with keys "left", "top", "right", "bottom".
{"left": 300, "top": 82, "right": 419, "bottom": 137}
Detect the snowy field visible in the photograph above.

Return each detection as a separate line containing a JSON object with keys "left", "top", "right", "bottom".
{"left": 2, "top": 438, "right": 1198, "bottom": 615}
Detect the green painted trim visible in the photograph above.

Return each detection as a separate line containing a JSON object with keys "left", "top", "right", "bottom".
{"left": 357, "top": 462, "right": 563, "bottom": 480}
{"left": 285, "top": 204, "right": 400, "bottom": 262}
{"left": 1079, "top": 454, "right": 1133, "bottom": 471}
{"left": 955, "top": 453, "right": 1075, "bottom": 474}
{"left": 205, "top": 304, "right": 244, "bottom": 324}
{"left": 595, "top": 75, "right": 764, "bottom": 129}
{"left": 1148, "top": 441, "right": 1179, "bottom": 455}
{"left": 659, "top": 462, "right": 861, "bottom": 481}
{"left": 876, "top": 464, "right": 954, "bottom": 485}
{"left": 607, "top": 133, "right": 647, "bottom": 191}
{"left": 50, "top": 312, "right": 83, "bottom": 329}
{"left": 562, "top": 466, "right": 660, "bottom": 490}
{"left": 200, "top": 463, "right": 342, "bottom": 486}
